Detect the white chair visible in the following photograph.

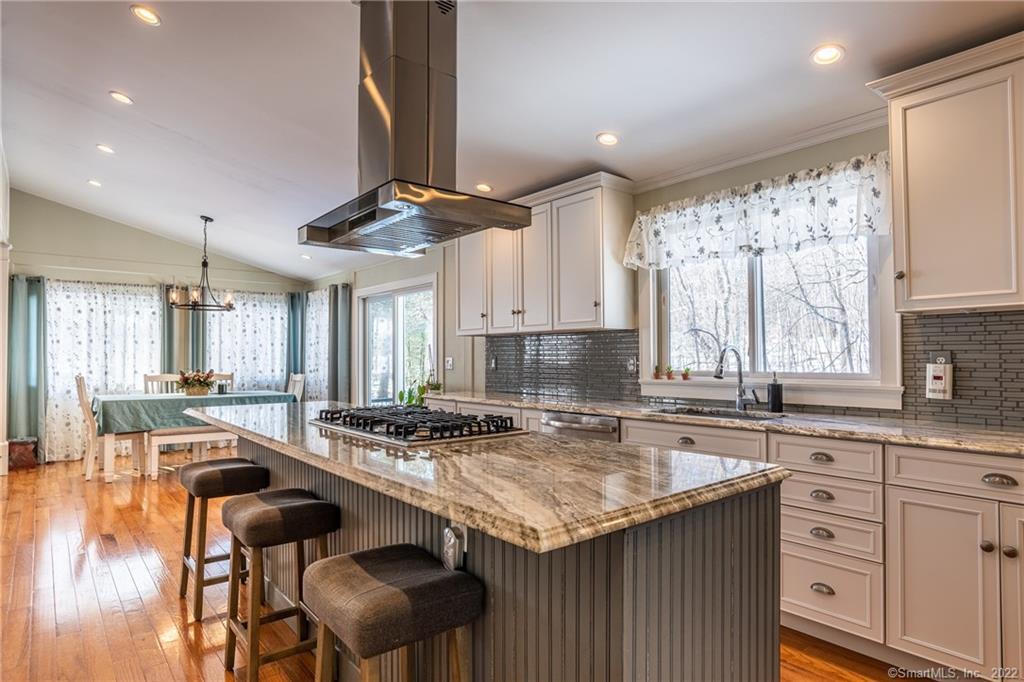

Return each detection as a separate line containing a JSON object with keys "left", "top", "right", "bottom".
{"left": 286, "top": 373, "right": 305, "bottom": 401}
{"left": 146, "top": 427, "right": 238, "bottom": 480}
{"left": 144, "top": 373, "right": 181, "bottom": 394}
{"left": 76, "top": 375, "right": 144, "bottom": 481}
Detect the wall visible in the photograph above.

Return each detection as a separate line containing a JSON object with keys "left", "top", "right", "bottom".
{"left": 8, "top": 190, "right": 303, "bottom": 292}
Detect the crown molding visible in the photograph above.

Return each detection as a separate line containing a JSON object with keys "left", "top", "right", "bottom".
{"left": 867, "top": 31, "right": 1024, "bottom": 99}
{"left": 632, "top": 108, "right": 888, "bottom": 195}
{"left": 514, "top": 171, "right": 634, "bottom": 207}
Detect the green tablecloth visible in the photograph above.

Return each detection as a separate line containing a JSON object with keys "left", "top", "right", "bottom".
{"left": 91, "top": 391, "right": 296, "bottom": 434}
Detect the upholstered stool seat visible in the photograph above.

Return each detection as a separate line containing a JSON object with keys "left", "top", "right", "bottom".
{"left": 177, "top": 458, "right": 269, "bottom": 623}
{"left": 304, "top": 543, "right": 484, "bottom": 682}
{"left": 222, "top": 488, "right": 340, "bottom": 680}
{"left": 179, "top": 457, "right": 270, "bottom": 498}
{"left": 222, "top": 488, "right": 340, "bottom": 548}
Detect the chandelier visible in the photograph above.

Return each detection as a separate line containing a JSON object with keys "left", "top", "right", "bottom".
{"left": 168, "top": 215, "right": 235, "bottom": 311}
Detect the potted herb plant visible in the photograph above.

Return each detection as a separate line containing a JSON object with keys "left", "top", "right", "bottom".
{"left": 665, "top": 365, "right": 675, "bottom": 380}
{"left": 653, "top": 365, "right": 663, "bottom": 380}
{"left": 178, "top": 370, "right": 216, "bottom": 396}
{"left": 681, "top": 367, "right": 692, "bottom": 380}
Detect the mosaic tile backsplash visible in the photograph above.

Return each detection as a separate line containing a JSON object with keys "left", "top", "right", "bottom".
{"left": 485, "top": 310, "right": 1024, "bottom": 430}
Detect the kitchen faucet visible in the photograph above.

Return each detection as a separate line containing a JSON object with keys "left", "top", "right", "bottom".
{"left": 713, "top": 345, "right": 760, "bottom": 411}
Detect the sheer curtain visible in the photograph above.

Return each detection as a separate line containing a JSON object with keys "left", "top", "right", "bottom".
{"left": 206, "top": 290, "right": 288, "bottom": 390}
{"left": 304, "top": 288, "right": 330, "bottom": 400}
{"left": 43, "top": 280, "right": 162, "bottom": 461}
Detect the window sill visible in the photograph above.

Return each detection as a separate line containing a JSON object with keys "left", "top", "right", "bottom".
{"left": 639, "top": 377, "right": 904, "bottom": 410}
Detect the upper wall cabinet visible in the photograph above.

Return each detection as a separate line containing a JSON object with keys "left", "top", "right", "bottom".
{"left": 870, "top": 34, "right": 1024, "bottom": 313}
{"left": 455, "top": 172, "right": 637, "bottom": 336}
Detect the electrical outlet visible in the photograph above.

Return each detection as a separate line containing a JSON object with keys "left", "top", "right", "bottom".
{"left": 444, "top": 357, "right": 454, "bottom": 370}
{"left": 489, "top": 356, "right": 497, "bottom": 370}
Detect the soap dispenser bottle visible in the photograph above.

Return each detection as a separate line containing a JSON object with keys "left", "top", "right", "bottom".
{"left": 768, "top": 373, "right": 784, "bottom": 413}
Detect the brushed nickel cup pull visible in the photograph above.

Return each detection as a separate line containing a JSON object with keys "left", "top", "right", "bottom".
{"left": 981, "top": 473, "right": 1019, "bottom": 487}
{"left": 809, "top": 451, "right": 834, "bottom": 463}
{"left": 1003, "top": 546, "right": 1019, "bottom": 559}
{"left": 677, "top": 436, "right": 696, "bottom": 445}
{"left": 809, "top": 526, "right": 835, "bottom": 539}
{"left": 810, "top": 582, "right": 835, "bottom": 596}
{"left": 810, "top": 489, "right": 835, "bottom": 501}
{"left": 980, "top": 540, "right": 995, "bottom": 553}
{"left": 894, "top": 270, "right": 906, "bottom": 280}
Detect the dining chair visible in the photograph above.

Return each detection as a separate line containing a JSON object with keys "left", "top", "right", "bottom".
{"left": 286, "top": 373, "right": 305, "bottom": 401}
{"left": 76, "top": 375, "right": 145, "bottom": 480}
{"left": 211, "top": 372, "right": 234, "bottom": 391}
{"left": 144, "top": 373, "right": 181, "bottom": 394}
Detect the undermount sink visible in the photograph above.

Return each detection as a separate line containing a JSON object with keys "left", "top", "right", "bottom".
{"left": 646, "top": 406, "right": 784, "bottom": 421}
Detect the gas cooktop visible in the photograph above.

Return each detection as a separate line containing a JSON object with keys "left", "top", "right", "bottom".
{"left": 310, "top": 405, "right": 528, "bottom": 447}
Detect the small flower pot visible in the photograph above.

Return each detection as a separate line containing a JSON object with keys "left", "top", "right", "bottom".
{"left": 681, "top": 372, "right": 691, "bottom": 381}
{"left": 666, "top": 372, "right": 675, "bottom": 380}
{"left": 184, "top": 386, "right": 210, "bottom": 396}
{"left": 653, "top": 371, "right": 662, "bottom": 380}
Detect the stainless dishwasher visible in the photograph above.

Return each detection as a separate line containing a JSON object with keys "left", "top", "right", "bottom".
{"left": 539, "top": 411, "right": 620, "bottom": 442}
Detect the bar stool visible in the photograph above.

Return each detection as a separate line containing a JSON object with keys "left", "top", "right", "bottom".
{"left": 178, "top": 458, "right": 270, "bottom": 622}
{"left": 222, "top": 488, "right": 340, "bottom": 680}
{"left": 303, "top": 543, "right": 485, "bottom": 682}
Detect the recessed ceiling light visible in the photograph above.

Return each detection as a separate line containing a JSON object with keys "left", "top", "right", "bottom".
{"left": 109, "top": 90, "right": 134, "bottom": 105}
{"left": 130, "top": 4, "right": 161, "bottom": 26}
{"left": 596, "top": 132, "right": 619, "bottom": 146}
{"left": 87, "top": 179, "right": 102, "bottom": 187}
{"left": 475, "top": 183, "right": 493, "bottom": 193}
{"left": 811, "top": 44, "right": 845, "bottom": 65}
{"left": 96, "top": 144, "right": 115, "bottom": 154}
{"left": 300, "top": 254, "right": 312, "bottom": 260}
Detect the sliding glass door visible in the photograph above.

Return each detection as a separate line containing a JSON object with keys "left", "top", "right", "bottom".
{"left": 364, "top": 286, "right": 434, "bottom": 405}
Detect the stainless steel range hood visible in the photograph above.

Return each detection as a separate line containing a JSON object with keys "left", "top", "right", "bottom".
{"left": 298, "top": 0, "right": 530, "bottom": 257}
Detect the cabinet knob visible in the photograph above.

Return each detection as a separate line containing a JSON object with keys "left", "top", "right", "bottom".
{"left": 480, "top": 312, "right": 487, "bottom": 318}
{"left": 894, "top": 270, "right": 906, "bottom": 280}
{"left": 809, "top": 489, "right": 835, "bottom": 501}
{"left": 677, "top": 436, "right": 696, "bottom": 446}
{"left": 809, "top": 526, "right": 835, "bottom": 540}
{"left": 1003, "top": 546, "right": 1019, "bottom": 559}
{"left": 980, "top": 540, "right": 995, "bottom": 553}
{"left": 981, "top": 472, "right": 1018, "bottom": 487}
{"left": 593, "top": 300, "right": 601, "bottom": 307}
{"left": 809, "top": 451, "right": 834, "bottom": 463}
{"left": 810, "top": 582, "right": 835, "bottom": 596}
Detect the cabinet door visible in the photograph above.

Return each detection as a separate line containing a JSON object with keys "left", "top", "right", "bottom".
{"left": 886, "top": 487, "right": 1000, "bottom": 675}
{"left": 486, "top": 228, "right": 519, "bottom": 334}
{"left": 518, "top": 204, "right": 553, "bottom": 332}
{"left": 891, "top": 59, "right": 1024, "bottom": 312}
{"left": 1003, "top": 503, "right": 1024, "bottom": 678}
{"left": 456, "top": 232, "right": 488, "bottom": 335}
{"left": 552, "top": 188, "right": 603, "bottom": 329}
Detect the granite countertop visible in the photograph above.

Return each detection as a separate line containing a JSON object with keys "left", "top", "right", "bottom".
{"left": 186, "top": 401, "right": 789, "bottom": 554}
{"left": 430, "top": 391, "right": 1024, "bottom": 458}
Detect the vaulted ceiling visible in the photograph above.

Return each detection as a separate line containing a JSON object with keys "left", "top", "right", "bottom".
{"left": 4, "top": 2, "right": 1021, "bottom": 279}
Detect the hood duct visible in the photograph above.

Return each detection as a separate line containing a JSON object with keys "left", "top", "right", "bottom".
{"left": 298, "top": 0, "right": 531, "bottom": 257}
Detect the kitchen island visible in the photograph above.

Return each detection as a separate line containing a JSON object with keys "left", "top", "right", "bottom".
{"left": 188, "top": 401, "right": 790, "bottom": 682}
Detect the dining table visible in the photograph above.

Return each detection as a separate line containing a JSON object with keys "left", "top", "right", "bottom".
{"left": 91, "top": 390, "right": 297, "bottom": 481}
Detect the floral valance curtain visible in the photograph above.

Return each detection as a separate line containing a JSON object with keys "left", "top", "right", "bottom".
{"left": 623, "top": 151, "right": 891, "bottom": 270}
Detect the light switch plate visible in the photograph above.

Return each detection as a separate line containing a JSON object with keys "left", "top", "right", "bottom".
{"left": 444, "top": 357, "right": 454, "bottom": 370}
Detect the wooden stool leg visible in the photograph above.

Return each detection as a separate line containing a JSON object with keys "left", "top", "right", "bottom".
{"left": 295, "top": 540, "right": 308, "bottom": 641}
{"left": 247, "top": 547, "right": 264, "bottom": 679}
{"left": 224, "top": 535, "right": 242, "bottom": 671}
{"left": 191, "top": 497, "right": 208, "bottom": 622}
{"left": 359, "top": 656, "right": 381, "bottom": 682}
{"left": 447, "top": 626, "right": 471, "bottom": 682}
{"left": 179, "top": 494, "right": 196, "bottom": 597}
{"left": 317, "top": 534, "right": 329, "bottom": 560}
{"left": 314, "top": 620, "right": 336, "bottom": 682}
{"left": 399, "top": 645, "right": 415, "bottom": 682}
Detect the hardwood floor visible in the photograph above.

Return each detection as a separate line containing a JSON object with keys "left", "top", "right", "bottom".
{"left": 1, "top": 450, "right": 896, "bottom": 681}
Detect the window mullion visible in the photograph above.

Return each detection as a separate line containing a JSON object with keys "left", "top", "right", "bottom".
{"left": 748, "top": 256, "right": 766, "bottom": 373}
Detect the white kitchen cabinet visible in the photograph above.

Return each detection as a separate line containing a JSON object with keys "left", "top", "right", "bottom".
{"left": 456, "top": 231, "right": 488, "bottom": 335}
{"left": 619, "top": 419, "right": 766, "bottom": 461}
{"left": 871, "top": 43, "right": 1024, "bottom": 312}
{"left": 885, "top": 486, "right": 1001, "bottom": 677}
{"left": 517, "top": 204, "right": 553, "bottom": 332}
{"left": 1003, "top": 503, "right": 1024, "bottom": 677}
{"left": 486, "top": 227, "right": 519, "bottom": 334}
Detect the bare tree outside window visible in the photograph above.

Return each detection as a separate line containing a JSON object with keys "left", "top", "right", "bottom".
{"left": 668, "top": 257, "right": 748, "bottom": 371}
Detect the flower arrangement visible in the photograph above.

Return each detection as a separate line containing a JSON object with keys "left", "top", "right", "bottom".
{"left": 178, "top": 370, "right": 216, "bottom": 396}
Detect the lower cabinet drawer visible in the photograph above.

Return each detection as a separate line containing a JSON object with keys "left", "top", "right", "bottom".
{"left": 620, "top": 419, "right": 766, "bottom": 461}
{"left": 781, "top": 541, "right": 884, "bottom": 643}
{"left": 781, "top": 505, "right": 883, "bottom": 562}
{"left": 781, "top": 472, "right": 883, "bottom": 521}
{"left": 423, "top": 398, "right": 456, "bottom": 412}
{"left": 887, "top": 445, "right": 1024, "bottom": 504}
{"left": 455, "top": 402, "right": 522, "bottom": 427}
